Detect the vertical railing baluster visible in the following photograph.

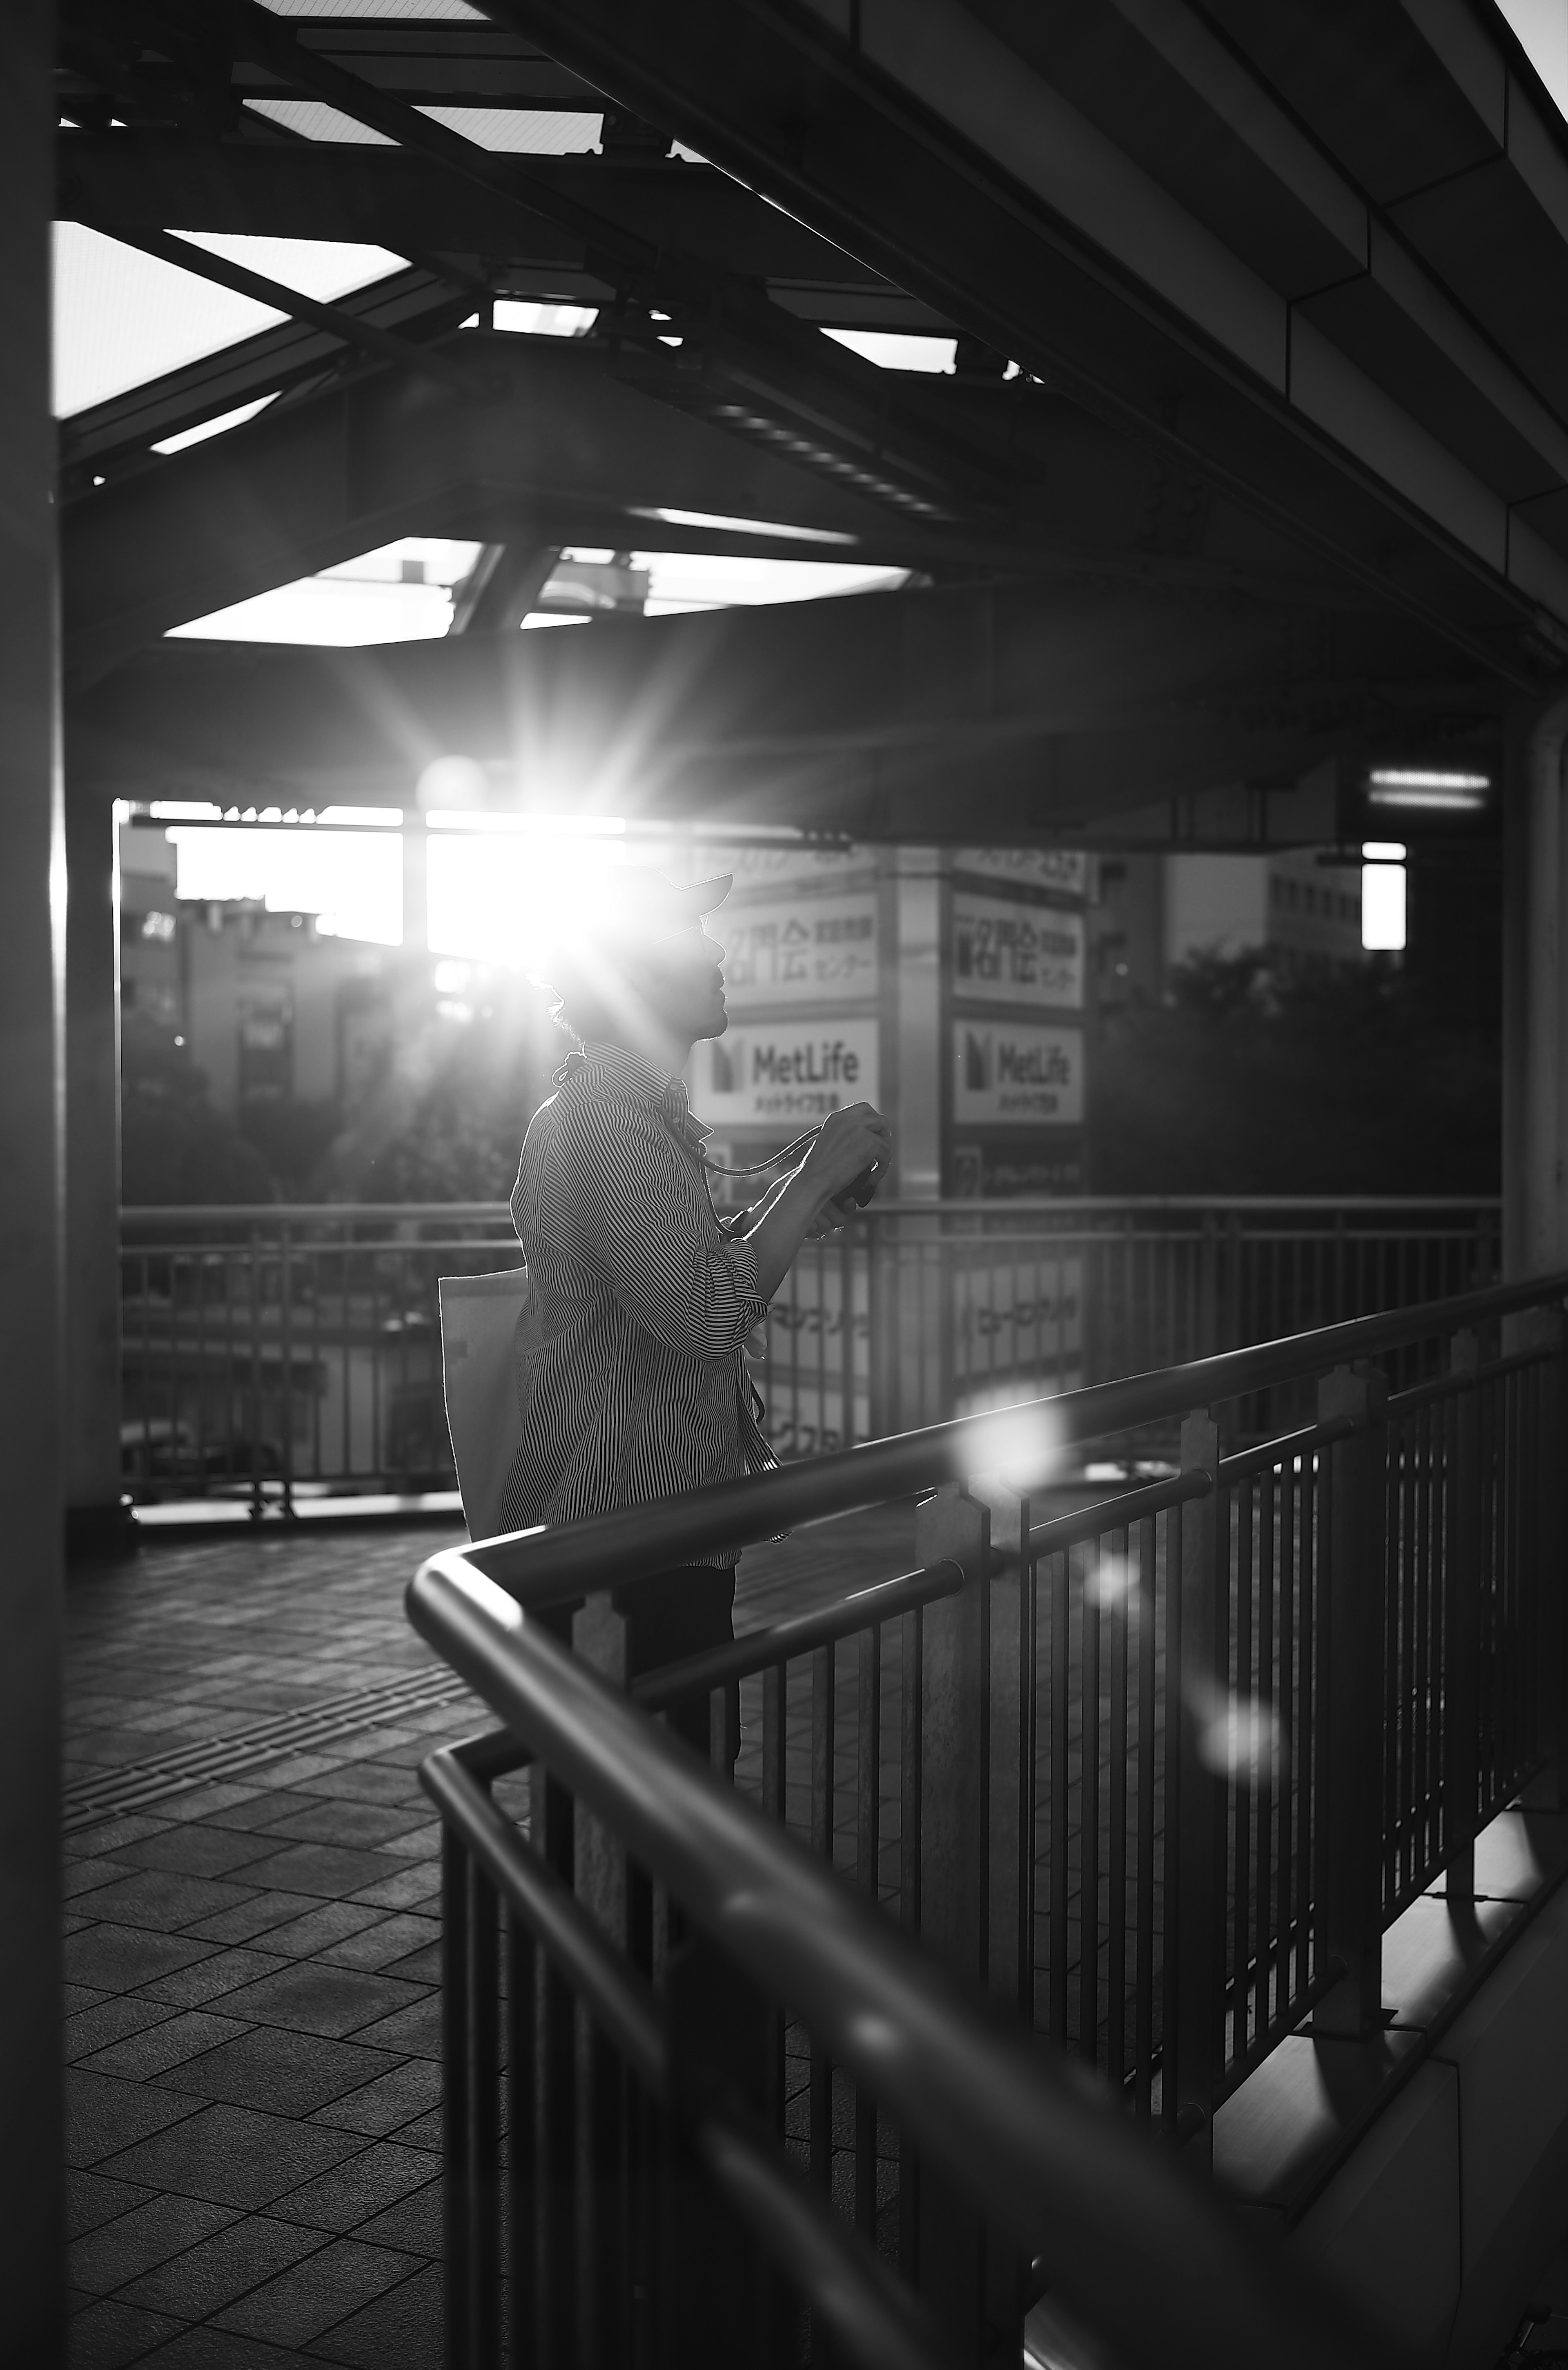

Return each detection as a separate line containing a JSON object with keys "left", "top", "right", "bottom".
{"left": 1526, "top": 1307, "right": 1568, "bottom": 1811}
{"left": 471, "top": 1866, "right": 501, "bottom": 2370}
{"left": 911, "top": 1485, "right": 995, "bottom": 2361}
{"left": 1446, "top": 1331, "right": 1483, "bottom": 1900}
{"left": 897, "top": 1599, "right": 921, "bottom": 2284}
{"left": 1171, "top": 1409, "right": 1220, "bottom": 2161}
{"left": 507, "top": 1909, "right": 536, "bottom": 2370}
{"left": 809, "top": 1643, "right": 833, "bottom": 2194}
{"left": 1049, "top": 1544, "right": 1069, "bottom": 2048}
{"left": 1233, "top": 1475, "right": 1253, "bottom": 2068}
{"left": 1254, "top": 1472, "right": 1276, "bottom": 2045}
{"left": 1315, "top": 1364, "right": 1388, "bottom": 2036}
{"left": 1106, "top": 1524, "right": 1128, "bottom": 2097}
{"left": 444, "top": 1827, "right": 474, "bottom": 2370}
{"left": 1080, "top": 1541, "right": 1101, "bottom": 2069}
{"left": 1134, "top": 1513, "right": 1157, "bottom": 2121}
{"left": 855, "top": 1623, "right": 881, "bottom": 2239}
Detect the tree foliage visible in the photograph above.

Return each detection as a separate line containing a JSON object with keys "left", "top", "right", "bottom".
{"left": 120, "top": 1013, "right": 275, "bottom": 1205}
{"left": 1091, "top": 953, "right": 1499, "bottom": 1194}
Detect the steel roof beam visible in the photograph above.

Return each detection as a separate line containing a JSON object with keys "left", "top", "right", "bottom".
{"left": 65, "top": 576, "right": 1482, "bottom": 835}
{"left": 474, "top": 0, "right": 1568, "bottom": 685}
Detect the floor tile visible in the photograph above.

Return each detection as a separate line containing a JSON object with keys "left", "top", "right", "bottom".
{"left": 67, "top": 2170, "right": 157, "bottom": 2244}
{"left": 306, "top": 2259, "right": 441, "bottom": 2368}
{"left": 344, "top": 1997, "right": 441, "bottom": 2060}
{"left": 97, "top": 2104, "right": 365, "bottom": 2212}
{"left": 67, "top": 2070, "right": 201, "bottom": 2169}
{"left": 78, "top": 1870, "right": 267, "bottom": 1934}
{"left": 216, "top": 1964, "right": 430, "bottom": 2041}
{"left": 165, "top": 2025, "right": 404, "bottom": 2116}
{"left": 309, "top": 2059, "right": 442, "bottom": 2139}
{"left": 63, "top": 1860, "right": 138, "bottom": 1901}
{"left": 270, "top": 2143, "right": 435, "bottom": 2236}
{"left": 347, "top": 1867, "right": 439, "bottom": 1913}
{"left": 65, "top": 1996, "right": 179, "bottom": 2064}
{"left": 252, "top": 1844, "right": 413, "bottom": 1902}
{"left": 216, "top": 2237, "right": 419, "bottom": 2349}
{"left": 182, "top": 1893, "right": 324, "bottom": 1947}
{"left": 70, "top": 2192, "right": 236, "bottom": 2294}
{"left": 314, "top": 1916, "right": 437, "bottom": 1976}
{"left": 249, "top": 1905, "right": 385, "bottom": 1962}
{"left": 140, "top": 1947, "right": 292, "bottom": 2009}
{"left": 118, "top": 1828, "right": 291, "bottom": 1881}
{"left": 67, "top": 2295, "right": 183, "bottom": 2369}
{"left": 139, "top": 2331, "right": 324, "bottom": 2368}
{"left": 115, "top": 2214, "right": 325, "bottom": 2321}
{"left": 254, "top": 1803, "right": 432, "bottom": 1849}
{"left": 352, "top": 2181, "right": 440, "bottom": 2261}
{"left": 66, "top": 1926, "right": 214, "bottom": 1995}
{"left": 80, "top": 2011, "right": 250, "bottom": 2082}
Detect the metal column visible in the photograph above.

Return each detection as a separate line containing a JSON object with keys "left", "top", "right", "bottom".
{"left": 0, "top": 0, "right": 65, "bottom": 2352}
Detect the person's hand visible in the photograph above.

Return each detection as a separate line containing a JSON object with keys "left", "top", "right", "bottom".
{"left": 800, "top": 1103, "right": 892, "bottom": 1210}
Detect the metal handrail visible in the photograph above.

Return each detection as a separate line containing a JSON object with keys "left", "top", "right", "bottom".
{"left": 408, "top": 1555, "right": 1380, "bottom": 2370}
{"left": 121, "top": 1193, "right": 1501, "bottom": 1226}
{"left": 442, "top": 1268, "right": 1568, "bottom": 1609}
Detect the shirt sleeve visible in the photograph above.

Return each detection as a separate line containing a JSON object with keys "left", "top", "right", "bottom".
{"left": 547, "top": 1094, "right": 771, "bottom": 1358}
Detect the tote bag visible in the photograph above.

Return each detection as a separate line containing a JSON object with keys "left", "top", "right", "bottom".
{"left": 438, "top": 1267, "right": 543, "bottom": 1542}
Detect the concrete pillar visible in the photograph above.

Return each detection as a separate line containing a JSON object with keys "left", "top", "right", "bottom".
{"left": 65, "top": 782, "right": 126, "bottom": 1553}
{"left": 1503, "top": 694, "right": 1568, "bottom": 1279}
{"left": 0, "top": 0, "right": 66, "bottom": 2356}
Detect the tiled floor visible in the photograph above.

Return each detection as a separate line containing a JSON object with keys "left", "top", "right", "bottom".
{"left": 65, "top": 1508, "right": 917, "bottom": 2369}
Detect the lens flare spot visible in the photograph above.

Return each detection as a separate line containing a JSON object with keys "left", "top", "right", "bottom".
{"left": 1187, "top": 1675, "right": 1285, "bottom": 1781}
{"left": 963, "top": 1397, "right": 1062, "bottom": 1487}
{"left": 1084, "top": 1551, "right": 1134, "bottom": 1612}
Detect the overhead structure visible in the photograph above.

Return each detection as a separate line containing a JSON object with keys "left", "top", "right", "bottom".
{"left": 56, "top": 0, "right": 1568, "bottom": 839}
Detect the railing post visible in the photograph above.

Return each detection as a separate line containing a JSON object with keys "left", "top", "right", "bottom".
{"left": 1526, "top": 1306, "right": 1568, "bottom": 1810}
{"left": 569, "top": 1590, "right": 634, "bottom": 2365}
{"left": 664, "top": 1938, "right": 775, "bottom": 2368}
{"left": 1314, "top": 1362, "right": 1389, "bottom": 2036}
{"left": 975, "top": 1482, "right": 1031, "bottom": 2018}
{"left": 1443, "top": 1330, "right": 1486, "bottom": 1902}
{"left": 911, "top": 1482, "right": 998, "bottom": 2361}
{"left": 1171, "top": 1408, "right": 1221, "bottom": 2163}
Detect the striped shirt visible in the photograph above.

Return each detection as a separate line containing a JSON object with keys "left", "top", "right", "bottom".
{"left": 498, "top": 1042, "right": 773, "bottom": 1561}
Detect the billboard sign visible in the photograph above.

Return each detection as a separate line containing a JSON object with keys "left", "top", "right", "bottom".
{"left": 953, "top": 891, "right": 1084, "bottom": 1009}
{"left": 689, "top": 1018, "right": 880, "bottom": 1127}
{"left": 952, "top": 1020, "right": 1083, "bottom": 1126}
{"left": 953, "top": 847, "right": 1088, "bottom": 898}
{"left": 722, "top": 891, "right": 878, "bottom": 1007}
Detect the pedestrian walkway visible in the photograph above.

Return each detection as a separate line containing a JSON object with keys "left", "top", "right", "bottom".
{"left": 64, "top": 1506, "right": 917, "bottom": 2369}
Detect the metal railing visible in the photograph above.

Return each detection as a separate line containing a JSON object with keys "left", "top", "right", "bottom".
{"left": 120, "top": 1195, "right": 1499, "bottom": 1501}
{"left": 409, "top": 1265, "right": 1567, "bottom": 2368}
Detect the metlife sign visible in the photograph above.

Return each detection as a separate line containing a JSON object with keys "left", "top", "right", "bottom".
{"left": 689, "top": 1020, "right": 880, "bottom": 1127}
{"left": 952, "top": 1021, "right": 1084, "bottom": 1126}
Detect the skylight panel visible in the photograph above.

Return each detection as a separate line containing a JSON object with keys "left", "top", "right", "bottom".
{"left": 171, "top": 233, "right": 409, "bottom": 303}
{"left": 55, "top": 225, "right": 285, "bottom": 416}
{"left": 167, "top": 539, "right": 485, "bottom": 645}
{"left": 821, "top": 329, "right": 958, "bottom": 373}
{"left": 414, "top": 106, "right": 603, "bottom": 153}
{"left": 258, "top": 0, "right": 485, "bottom": 16}
{"left": 244, "top": 98, "right": 396, "bottom": 145}
{"left": 54, "top": 227, "right": 411, "bottom": 418}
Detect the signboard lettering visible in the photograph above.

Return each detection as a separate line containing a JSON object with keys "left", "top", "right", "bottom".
{"left": 722, "top": 891, "right": 878, "bottom": 1006}
{"left": 954, "top": 847, "right": 1088, "bottom": 897}
{"left": 690, "top": 1018, "right": 880, "bottom": 1126}
{"left": 953, "top": 891, "right": 1083, "bottom": 1008}
{"left": 952, "top": 1021, "right": 1083, "bottom": 1125}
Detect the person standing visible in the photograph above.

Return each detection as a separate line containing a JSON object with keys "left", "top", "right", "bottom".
{"left": 500, "top": 866, "right": 891, "bottom": 1751}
